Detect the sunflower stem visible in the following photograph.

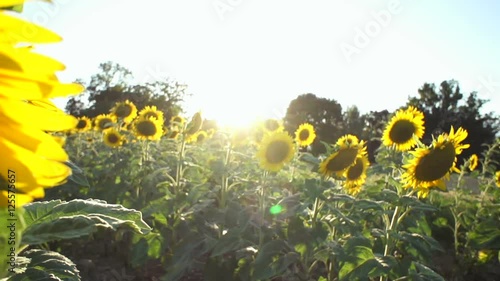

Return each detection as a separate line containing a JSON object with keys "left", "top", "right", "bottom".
{"left": 219, "top": 145, "right": 232, "bottom": 238}
{"left": 175, "top": 136, "right": 187, "bottom": 194}
{"left": 311, "top": 196, "right": 322, "bottom": 228}
{"left": 220, "top": 145, "right": 232, "bottom": 209}
{"left": 259, "top": 171, "right": 268, "bottom": 248}
{"left": 380, "top": 205, "right": 400, "bottom": 281}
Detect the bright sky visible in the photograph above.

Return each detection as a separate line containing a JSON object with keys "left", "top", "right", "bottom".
{"left": 21, "top": 0, "right": 500, "bottom": 127}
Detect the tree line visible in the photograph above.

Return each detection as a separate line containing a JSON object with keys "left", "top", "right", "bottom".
{"left": 66, "top": 62, "right": 500, "bottom": 167}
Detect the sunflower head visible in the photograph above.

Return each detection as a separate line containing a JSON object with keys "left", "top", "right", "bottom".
{"left": 401, "top": 126, "right": 469, "bottom": 197}
{"left": 133, "top": 116, "right": 163, "bottom": 141}
{"left": 185, "top": 112, "right": 203, "bottom": 135}
{"left": 256, "top": 131, "right": 295, "bottom": 172}
{"left": 382, "top": 107, "right": 425, "bottom": 151}
{"left": 319, "top": 142, "right": 366, "bottom": 178}
{"left": 111, "top": 100, "right": 137, "bottom": 123}
{"left": 170, "top": 115, "right": 185, "bottom": 126}
{"left": 94, "top": 114, "right": 117, "bottom": 131}
{"left": 262, "top": 118, "right": 283, "bottom": 133}
{"left": 295, "top": 123, "right": 316, "bottom": 147}
{"left": 469, "top": 154, "right": 478, "bottom": 171}
{"left": 336, "top": 134, "right": 360, "bottom": 148}
{"left": 495, "top": 171, "right": 500, "bottom": 188}
{"left": 343, "top": 155, "right": 370, "bottom": 190}
{"left": 168, "top": 128, "right": 180, "bottom": 139}
{"left": 187, "top": 131, "right": 208, "bottom": 144}
{"left": 139, "top": 105, "right": 164, "bottom": 123}
{"left": 74, "top": 116, "right": 92, "bottom": 132}
{"left": 103, "top": 128, "right": 124, "bottom": 148}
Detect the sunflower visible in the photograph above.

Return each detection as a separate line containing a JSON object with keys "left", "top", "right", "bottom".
{"left": 170, "top": 115, "right": 185, "bottom": 126}
{"left": 401, "top": 126, "right": 469, "bottom": 198}
{"left": 168, "top": 128, "right": 180, "bottom": 139}
{"left": 187, "top": 131, "right": 208, "bottom": 144}
{"left": 0, "top": 2, "right": 83, "bottom": 206}
{"left": 256, "top": 131, "right": 295, "bottom": 172}
{"left": 110, "top": 100, "right": 137, "bottom": 124}
{"left": 94, "top": 114, "right": 117, "bottom": 130}
{"left": 74, "top": 116, "right": 92, "bottom": 132}
{"left": 185, "top": 112, "right": 203, "bottom": 135}
{"left": 382, "top": 106, "right": 425, "bottom": 151}
{"left": 103, "top": 128, "right": 124, "bottom": 148}
{"left": 469, "top": 154, "right": 478, "bottom": 171}
{"left": 295, "top": 123, "right": 316, "bottom": 147}
{"left": 495, "top": 171, "right": 500, "bottom": 188}
{"left": 319, "top": 143, "right": 366, "bottom": 178}
{"left": 138, "top": 105, "right": 164, "bottom": 123}
{"left": 343, "top": 155, "right": 370, "bottom": 194}
{"left": 262, "top": 118, "right": 283, "bottom": 133}
{"left": 133, "top": 116, "right": 163, "bottom": 141}
{"left": 336, "top": 134, "right": 360, "bottom": 148}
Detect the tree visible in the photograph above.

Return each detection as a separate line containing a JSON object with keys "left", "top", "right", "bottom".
{"left": 284, "top": 93, "right": 344, "bottom": 154}
{"left": 407, "top": 80, "right": 499, "bottom": 166}
{"left": 65, "top": 61, "right": 188, "bottom": 125}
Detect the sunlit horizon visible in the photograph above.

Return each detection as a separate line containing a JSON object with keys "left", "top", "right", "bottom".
{"left": 23, "top": 0, "right": 500, "bottom": 127}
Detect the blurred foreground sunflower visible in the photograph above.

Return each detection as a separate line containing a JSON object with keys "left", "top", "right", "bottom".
{"left": 256, "top": 131, "right": 295, "bottom": 172}
{"left": 295, "top": 123, "right": 316, "bottom": 147}
{"left": 401, "top": 126, "right": 469, "bottom": 198}
{"left": 133, "top": 116, "right": 163, "bottom": 140}
{"left": 382, "top": 106, "right": 425, "bottom": 151}
{"left": 103, "top": 128, "right": 124, "bottom": 148}
{"left": 111, "top": 100, "right": 137, "bottom": 123}
{"left": 0, "top": 1, "right": 84, "bottom": 206}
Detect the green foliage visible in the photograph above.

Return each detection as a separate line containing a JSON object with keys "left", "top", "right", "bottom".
{"left": 21, "top": 199, "right": 151, "bottom": 244}
{"left": 8, "top": 249, "right": 81, "bottom": 281}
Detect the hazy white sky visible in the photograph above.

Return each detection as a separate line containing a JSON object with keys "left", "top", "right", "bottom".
{"left": 20, "top": 0, "right": 500, "bottom": 126}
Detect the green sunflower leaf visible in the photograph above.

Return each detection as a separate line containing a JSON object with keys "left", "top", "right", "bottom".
{"left": 21, "top": 199, "right": 151, "bottom": 245}
{"left": 7, "top": 249, "right": 80, "bottom": 281}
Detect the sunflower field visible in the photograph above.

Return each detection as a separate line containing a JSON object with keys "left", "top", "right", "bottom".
{"left": 2, "top": 2, "right": 500, "bottom": 281}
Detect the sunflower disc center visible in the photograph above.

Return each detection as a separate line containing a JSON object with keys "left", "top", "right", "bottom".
{"left": 137, "top": 121, "right": 157, "bottom": 136}
{"left": 116, "top": 105, "right": 132, "bottom": 118}
{"left": 107, "top": 133, "right": 120, "bottom": 144}
{"left": 325, "top": 148, "right": 358, "bottom": 172}
{"left": 299, "top": 129, "right": 310, "bottom": 141}
{"left": 347, "top": 158, "right": 363, "bottom": 180}
{"left": 415, "top": 142, "right": 456, "bottom": 182}
{"left": 265, "top": 140, "right": 290, "bottom": 164}
{"left": 389, "top": 120, "right": 415, "bottom": 144}
{"left": 76, "top": 120, "right": 87, "bottom": 129}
